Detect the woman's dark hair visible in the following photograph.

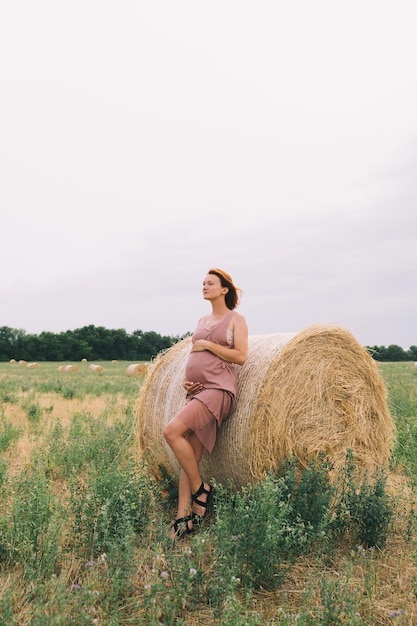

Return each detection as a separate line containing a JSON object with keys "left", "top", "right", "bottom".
{"left": 208, "top": 268, "right": 242, "bottom": 310}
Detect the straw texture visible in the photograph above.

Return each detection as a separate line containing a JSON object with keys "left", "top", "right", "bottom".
{"left": 136, "top": 324, "right": 395, "bottom": 488}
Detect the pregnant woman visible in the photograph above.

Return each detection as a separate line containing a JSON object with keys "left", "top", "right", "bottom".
{"left": 163, "top": 268, "right": 248, "bottom": 539}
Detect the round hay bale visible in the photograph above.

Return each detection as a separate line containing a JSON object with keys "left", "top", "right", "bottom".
{"left": 414, "top": 362, "right": 417, "bottom": 369}
{"left": 18, "top": 360, "right": 27, "bottom": 366}
{"left": 136, "top": 324, "right": 395, "bottom": 488}
{"left": 9, "top": 359, "right": 17, "bottom": 365}
{"left": 27, "top": 362, "right": 39, "bottom": 369}
{"left": 127, "top": 363, "right": 148, "bottom": 377}
{"left": 89, "top": 364, "right": 104, "bottom": 373}
{"left": 64, "top": 364, "right": 79, "bottom": 372}
{"left": 81, "top": 358, "right": 88, "bottom": 363}
{"left": 112, "top": 359, "right": 118, "bottom": 364}
{"left": 57, "top": 365, "right": 67, "bottom": 372}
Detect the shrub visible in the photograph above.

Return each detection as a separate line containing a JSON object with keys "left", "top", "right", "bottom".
{"left": 212, "top": 476, "right": 309, "bottom": 591}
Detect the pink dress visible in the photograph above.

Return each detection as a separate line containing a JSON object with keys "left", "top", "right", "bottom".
{"left": 176, "top": 311, "right": 237, "bottom": 453}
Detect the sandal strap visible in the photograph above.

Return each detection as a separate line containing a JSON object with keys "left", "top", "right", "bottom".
{"left": 192, "top": 482, "right": 212, "bottom": 509}
{"left": 193, "top": 496, "right": 209, "bottom": 508}
{"left": 173, "top": 515, "right": 194, "bottom": 536}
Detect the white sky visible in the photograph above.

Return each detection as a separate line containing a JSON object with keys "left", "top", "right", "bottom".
{"left": 1, "top": 1, "right": 416, "bottom": 348}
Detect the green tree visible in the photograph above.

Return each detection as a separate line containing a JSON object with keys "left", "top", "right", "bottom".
{"left": 407, "top": 345, "right": 417, "bottom": 361}
{"left": 367, "top": 344, "right": 409, "bottom": 362}
{"left": 0, "top": 326, "right": 26, "bottom": 361}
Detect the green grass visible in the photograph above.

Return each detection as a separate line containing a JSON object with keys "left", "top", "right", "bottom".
{"left": 0, "top": 360, "right": 141, "bottom": 399}
{"left": 0, "top": 360, "right": 416, "bottom": 624}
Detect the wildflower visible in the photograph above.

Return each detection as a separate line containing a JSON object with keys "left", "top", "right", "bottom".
{"left": 160, "top": 570, "right": 169, "bottom": 579}
{"left": 189, "top": 568, "right": 197, "bottom": 576}
{"left": 85, "top": 560, "right": 96, "bottom": 568}
{"left": 389, "top": 609, "right": 405, "bottom": 618}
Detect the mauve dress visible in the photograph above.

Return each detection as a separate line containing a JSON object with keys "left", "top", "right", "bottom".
{"left": 176, "top": 311, "right": 237, "bottom": 453}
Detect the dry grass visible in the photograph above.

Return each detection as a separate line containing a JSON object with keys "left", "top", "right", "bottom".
{"left": 1, "top": 391, "right": 130, "bottom": 480}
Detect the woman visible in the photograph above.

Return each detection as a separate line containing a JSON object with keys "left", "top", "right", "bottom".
{"left": 163, "top": 268, "right": 248, "bottom": 539}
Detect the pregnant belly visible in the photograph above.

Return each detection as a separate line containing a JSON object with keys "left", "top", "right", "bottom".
{"left": 185, "top": 351, "right": 219, "bottom": 384}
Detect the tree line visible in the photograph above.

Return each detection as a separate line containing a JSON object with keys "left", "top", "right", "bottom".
{"left": 0, "top": 325, "right": 188, "bottom": 362}
{"left": 0, "top": 325, "right": 415, "bottom": 363}
{"left": 367, "top": 344, "right": 417, "bottom": 362}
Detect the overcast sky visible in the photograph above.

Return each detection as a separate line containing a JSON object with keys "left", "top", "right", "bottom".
{"left": 1, "top": 1, "right": 416, "bottom": 349}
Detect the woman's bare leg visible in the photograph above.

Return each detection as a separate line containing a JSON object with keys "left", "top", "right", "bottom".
{"left": 164, "top": 420, "right": 206, "bottom": 536}
{"left": 163, "top": 417, "right": 204, "bottom": 495}
{"left": 176, "top": 433, "right": 204, "bottom": 519}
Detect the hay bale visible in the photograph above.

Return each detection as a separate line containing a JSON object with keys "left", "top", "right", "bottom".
{"left": 89, "top": 364, "right": 104, "bottom": 373}
{"left": 136, "top": 324, "right": 395, "bottom": 488}
{"left": 64, "top": 364, "right": 78, "bottom": 372}
{"left": 18, "top": 360, "right": 27, "bottom": 366}
{"left": 127, "top": 363, "right": 148, "bottom": 377}
{"left": 57, "top": 365, "right": 66, "bottom": 372}
{"left": 27, "top": 362, "right": 39, "bottom": 369}
{"left": 81, "top": 358, "right": 88, "bottom": 363}
{"left": 9, "top": 359, "right": 16, "bottom": 365}
{"left": 414, "top": 362, "right": 417, "bottom": 369}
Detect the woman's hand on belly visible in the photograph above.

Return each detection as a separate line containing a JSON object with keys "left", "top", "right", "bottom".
{"left": 183, "top": 380, "right": 204, "bottom": 395}
{"left": 190, "top": 339, "right": 210, "bottom": 352}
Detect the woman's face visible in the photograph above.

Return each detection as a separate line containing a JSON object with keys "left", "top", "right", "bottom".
{"left": 202, "top": 273, "right": 225, "bottom": 301}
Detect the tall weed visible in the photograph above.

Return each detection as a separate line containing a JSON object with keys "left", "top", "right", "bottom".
{"left": 212, "top": 476, "right": 306, "bottom": 591}
{"left": 1, "top": 462, "right": 62, "bottom": 580}
{"left": 0, "top": 420, "right": 21, "bottom": 452}
{"left": 330, "top": 452, "right": 394, "bottom": 549}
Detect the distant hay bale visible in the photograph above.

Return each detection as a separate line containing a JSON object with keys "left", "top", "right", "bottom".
{"left": 64, "top": 364, "right": 79, "bottom": 372}
{"left": 27, "top": 362, "right": 39, "bottom": 369}
{"left": 57, "top": 365, "right": 67, "bottom": 372}
{"left": 127, "top": 363, "right": 148, "bottom": 377}
{"left": 89, "top": 364, "right": 104, "bottom": 373}
{"left": 112, "top": 359, "right": 118, "bottom": 364}
{"left": 9, "top": 359, "right": 16, "bottom": 365}
{"left": 136, "top": 324, "right": 395, "bottom": 488}
{"left": 414, "top": 362, "right": 417, "bottom": 369}
{"left": 18, "top": 360, "right": 27, "bottom": 366}
{"left": 81, "top": 358, "right": 88, "bottom": 363}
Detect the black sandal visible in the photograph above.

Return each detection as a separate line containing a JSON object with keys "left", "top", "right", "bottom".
{"left": 192, "top": 482, "right": 213, "bottom": 523}
{"left": 171, "top": 515, "right": 194, "bottom": 539}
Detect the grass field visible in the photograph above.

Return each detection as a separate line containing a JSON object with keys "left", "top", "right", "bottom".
{"left": 0, "top": 359, "right": 416, "bottom": 625}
